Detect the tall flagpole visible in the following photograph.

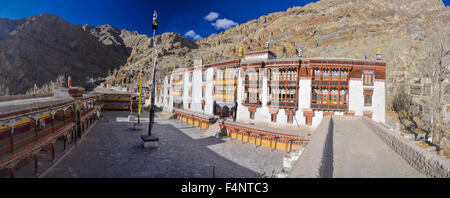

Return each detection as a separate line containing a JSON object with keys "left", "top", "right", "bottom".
{"left": 138, "top": 72, "right": 142, "bottom": 124}
{"left": 130, "top": 82, "right": 134, "bottom": 115}
{"left": 141, "top": 10, "right": 159, "bottom": 148}
{"left": 148, "top": 10, "right": 158, "bottom": 136}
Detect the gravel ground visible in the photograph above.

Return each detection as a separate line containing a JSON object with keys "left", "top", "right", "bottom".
{"left": 42, "top": 111, "right": 285, "bottom": 178}
{"left": 332, "top": 120, "right": 425, "bottom": 178}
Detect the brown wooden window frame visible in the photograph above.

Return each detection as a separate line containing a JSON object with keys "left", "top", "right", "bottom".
{"left": 363, "top": 72, "right": 374, "bottom": 86}
{"left": 271, "top": 113, "right": 277, "bottom": 122}
{"left": 244, "top": 69, "right": 262, "bottom": 105}
{"left": 250, "top": 111, "right": 255, "bottom": 119}
{"left": 363, "top": 89, "right": 374, "bottom": 107}
{"left": 364, "top": 95, "right": 372, "bottom": 106}
{"left": 267, "top": 67, "right": 299, "bottom": 109}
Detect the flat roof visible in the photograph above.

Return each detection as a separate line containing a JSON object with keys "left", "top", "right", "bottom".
{"left": 164, "top": 57, "right": 386, "bottom": 76}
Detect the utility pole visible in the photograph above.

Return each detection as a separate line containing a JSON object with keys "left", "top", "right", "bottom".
{"left": 141, "top": 10, "right": 159, "bottom": 148}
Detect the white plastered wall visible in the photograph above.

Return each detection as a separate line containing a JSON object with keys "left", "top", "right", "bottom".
{"left": 295, "top": 78, "right": 311, "bottom": 126}
{"left": 203, "top": 68, "right": 214, "bottom": 115}
{"left": 349, "top": 78, "right": 386, "bottom": 124}
{"left": 182, "top": 71, "right": 189, "bottom": 111}
{"left": 191, "top": 68, "right": 203, "bottom": 113}
{"left": 349, "top": 79, "right": 364, "bottom": 116}
{"left": 369, "top": 80, "right": 386, "bottom": 123}
{"left": 163, "top": 75, "right": 174, "bottom": 112}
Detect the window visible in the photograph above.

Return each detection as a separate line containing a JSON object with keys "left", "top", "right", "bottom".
{"left": 363, "top": 73, "right": 374, "bottom": 86}
{"left": 268, "top": 68, "right": 298, "bottom": 107}
{"left": 364, "top": 89, "right": 373, "bottom": 106}
{"left": 244, "top": 70, "right": 261, "bottom": 104}
{"left": 322, "top": 69, "right": 330, "bottom": 81}
{"left": 312, "top": 89, "right": 318, "bottom": 103}
{"left": 271, "top": 113, "right": 277, "bottom": 122}
{"left": 332, "top": 70, "right": 339, "bottom": 81}
{"left": 364, "top": 95, "right": 372, "bottom": 106}
{"left": 340, "top": 89, "right": 347, "bottom": 105}
{"left": 202, "top": 86, "right": 205, "bottom": 98}
{"left": 340, "top": 70, "right": 348, "bottom": 81}
{"left": 202, "top": 72, "right": 207, "bottom": 82}
{"left": 314, "top": 69, "right": 321, "bottom": 80}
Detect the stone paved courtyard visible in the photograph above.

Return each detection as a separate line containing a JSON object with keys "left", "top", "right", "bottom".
{"left": 42, "top": 111, "right": 285, "bottom": 178}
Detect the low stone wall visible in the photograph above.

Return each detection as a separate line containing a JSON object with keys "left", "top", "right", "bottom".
{"left": 362, "top": 117, "right": 450, "bottom": 178}
{"left": 332, "top": 115, "right": 361, "bottom": 121}
{"left": 288, "top": 116, "right": 334, "bottom": 178}
{"left": 0, "top": 93, "right": 53, "bottom": 102}
{"left": 53, "top": 89, "right": 70, "bottom": 98}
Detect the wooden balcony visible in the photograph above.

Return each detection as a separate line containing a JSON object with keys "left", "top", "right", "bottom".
{"left": 312, "top": 80, "right": 348, "bottom": 86}
{"left": 242, "top": 100, "right": 262, "bottom": 107}
{"left": 268, "top": 101, "right": 297, "bottom": 108}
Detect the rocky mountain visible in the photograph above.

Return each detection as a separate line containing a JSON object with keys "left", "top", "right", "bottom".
{"left": 0, "top": 14, "right": 132, "bottom": 95}
{"left": 108, "top": 0, "right": 449, "bottom": 105}
{"left": 108, "top": 32, "right": 199, "bottom": 86}
{"left": 82, "top": 24, "right": 136, "bottom": 47}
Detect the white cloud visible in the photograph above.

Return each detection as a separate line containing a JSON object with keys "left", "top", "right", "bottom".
{"left": 203, "top": 12, "right": 219, "bottom": 22}
{"left": 184, "top": 30, "right": 203, "bottom": 41}
{"left": 211, "top": 18, "right": 238, "bottom": 30}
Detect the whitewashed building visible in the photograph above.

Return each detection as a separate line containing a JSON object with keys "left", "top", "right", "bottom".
{"left": 155, "top": 50, "right": 386, "bottom": 127}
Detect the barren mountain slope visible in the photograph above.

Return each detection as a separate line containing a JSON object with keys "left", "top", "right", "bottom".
{"left": 0, "top": 14, "right": 131, "bottom": 95}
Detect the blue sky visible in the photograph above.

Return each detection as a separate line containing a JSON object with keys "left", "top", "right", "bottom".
{"left": 1, "top": 0, "right": 449, "bottom": 41}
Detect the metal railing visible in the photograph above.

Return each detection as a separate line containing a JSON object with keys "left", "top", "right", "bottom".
{"left": 0, "top": 144, "right": 11, "bottom": 157}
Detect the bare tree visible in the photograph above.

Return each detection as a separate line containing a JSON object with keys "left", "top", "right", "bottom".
{"left": 0, "top": 82, "right": 9, "bottom": 96}
{"left": 420, "top": 37, "right": 449, "bottom": 153}
{"left": 391, "top": 85, "right": 421, "bottom": 132}
{"left": 25, "top": 75, "right": 66, "bottom": 95}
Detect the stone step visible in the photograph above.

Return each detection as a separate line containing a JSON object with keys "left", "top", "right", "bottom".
{"left": 282, "top": 147, "right": 305, "bottom": 173}
{"left": 168, "top": 113, "right": 178, "bottom": 120}
{"left": 204, "top": 122, "right": 221, "bottom": 137}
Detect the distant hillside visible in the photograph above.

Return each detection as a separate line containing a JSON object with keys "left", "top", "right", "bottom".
{"left": 0, "top": 14, "right": 132, "bottom": 95}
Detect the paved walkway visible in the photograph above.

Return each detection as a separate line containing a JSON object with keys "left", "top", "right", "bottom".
{"left": 333, "top": 120, "right": 425, "bottom": 178}
{"left": 43, "top": 111, "right": 285, "bottom": 178}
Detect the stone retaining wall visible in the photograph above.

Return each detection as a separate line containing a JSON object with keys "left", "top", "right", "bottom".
{"left": 362, "top": 117, "right": 450, "bottom": 178}
{"left": 288, "top": 116, "right": 334, "bottom": 178}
